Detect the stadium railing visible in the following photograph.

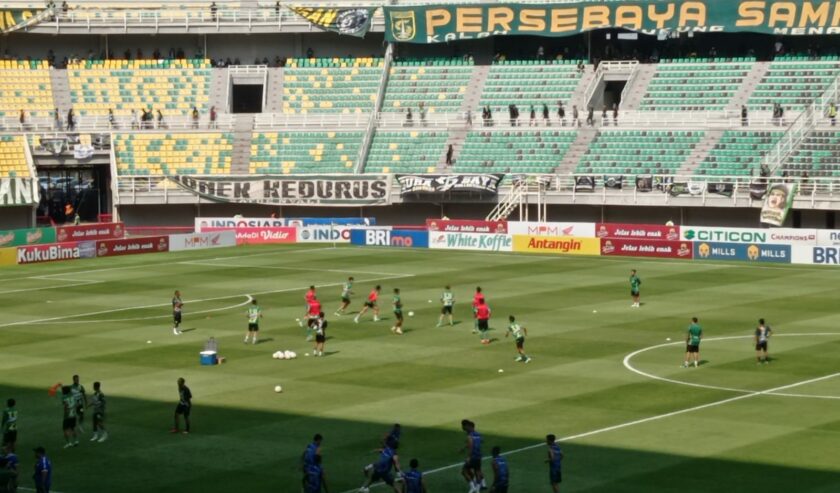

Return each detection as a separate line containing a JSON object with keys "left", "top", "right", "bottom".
{"left": 2, "top": 114, "right": 234, "bottom": 132}
{"left": 254, "top": 113, "right": 370, "bottom": 129}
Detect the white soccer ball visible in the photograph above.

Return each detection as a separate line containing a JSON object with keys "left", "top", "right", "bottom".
{"left": 277, "top": 351, "right": 287, "bottom": 360}
{"left": 272, "top": 351, "right": 280, "bottom": 359}
{"left": 284, "top": 350, "right": 293, "bottom": 359}
{"left": 274, "top": 385, "right": 283, "bottom": 393}
{"left": 408, "top": 311, "right": 414, "bottom": 317}
{"left": 289, "top": 351, "right": 297, "bottom": 359}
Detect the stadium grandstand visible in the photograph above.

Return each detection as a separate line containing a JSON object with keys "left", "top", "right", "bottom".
{"left": 0, "top": 0, "right": 836, "bottom": 228}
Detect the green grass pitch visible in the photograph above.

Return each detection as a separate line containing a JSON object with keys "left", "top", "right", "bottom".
{"left": 1, "top": 244, "right": 840, "bottom": 492}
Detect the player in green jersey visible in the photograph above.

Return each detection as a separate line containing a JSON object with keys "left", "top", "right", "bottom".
{"left": 70, "top": 375, "right": 87, "bottom": 435}
{"left": 61, "top": 386, "right": 78, "bottom": 448}
{"left": 89, "top": 382, "right": 107, "bottom": 443}
{"left": 437, "top": 285, "right": 455, "bottom": 327}
{"left": 629, "top": 269, "right": 641, "bottom": 307}
{"left": 244, "top": 299, "right": 263, "bottom": 344}
{"left": 335, "top": 277, "right": 354, "bottom": 316}
{"left": 505, "top": 315, "right": 531, "bottom": 363}
{"left": 683, "top": 317, "right": 702, "bottom": 368}
{"left": 391, "top": 288, "right": 404, "bottom": 335}
{"left": 1, "top": 399, "right": 17, "bottom": 452}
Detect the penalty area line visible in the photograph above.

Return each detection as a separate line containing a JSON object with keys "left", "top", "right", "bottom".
{"left": 338, "top": 371, "right": 840, "bottom": 493}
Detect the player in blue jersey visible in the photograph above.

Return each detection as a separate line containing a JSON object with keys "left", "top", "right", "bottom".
{"left": 365, "top": 424, "right": 402, "bottom": 475}
{"left": 33, "top": 446, "right": 51, "bottom": 493}
{"left": 490, "top": 446, "right": 508, "bottom": 493}
{"left": 460, "top": 419, "right": 485, "bottom": 493}
{"left": 302, "top": 434, "right": 323, "bottom": 480}
{"left": 304, "top": 454, "right": 328, "bottom": 493}
{"left": 546, "top": 434, "right": 564, "bottom": 493}
{"left": 359, "top": 438, "right": 401, "bottom": 493}
{"left": 402, "top": 458, "right": 427, "bottom": 493}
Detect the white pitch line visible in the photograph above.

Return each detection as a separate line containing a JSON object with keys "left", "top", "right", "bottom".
{"left": 19, "top": 488, "right": 66, "bottom": 493}
{"left": 180, "top": 260, "right": 410, "bottom": 277}
{"left": 0, "top": 274, "right": 412, "bottom": 329}
{"left": 338, "top": 370, "right": 840, "bottom": 493}
{"left": 623, "top": 333, "right": 840, "bottom": 400}
{"left": 0, "top": 280, "right": 104, "bottom": 295}
{"left": 43, "top": 295, "right": 255, "bottom": 324}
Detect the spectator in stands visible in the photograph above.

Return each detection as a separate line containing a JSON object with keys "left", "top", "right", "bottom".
{"left": 210, "top": 2, "right": 218, "bottom": 21}
{"left": 153, "top": 48, "right": 161, "bottom": 59}
{"left": 130, "top": 109, "right": 138, "bottom": 130}
{"left": 176, "top": 48, "right": 185, "bottom": 59}
{"left": 275, "top": 2, "right": 281, "bottom": 17}
{"left": 108, "top": 108, "right": 116, "bottom": 129}
{"left": 586, "top": 106, "right": 594, "bottom": 126}
{"left": 572, "top": 105, "right": 580, "bottom": 127}
{"left": 465, "top": 109, "right": 472, "bottom": 126}
{"left": 529, "top": 105, "right": 536, "bottom": 126}
{"left": 46, "top": 49, "right": 55, "bottom": 66}
{"left": 53, "top": 108, "right": 62, "bottom": 131}
{"left": 508, "top": 105, "right": 516, "bottom": 126}
{"left": 157, "top": 110, "right": 166, "bottom": 129}
{"left": 557, "top": 102, "right": 565, "bottom": 126}
{"left": 66, "top": 108, "right": 75, "bottom": 131}
{"left": 136, "top": 48, "right": 144, "bottom": 60}
{"left": 419, "top": 102, "right": 427, "bottom": 126}
{"left": 306, "top": 47, "right": 314, "bottom": 58}
{"left": 709, "top": 46, "right": 718, "bottom": 58}
{"left": 192, "top": 107, "right": 200, "bottom": 129}
{"left": 774, "top": 39, "right": 784, "bottom": 57}
{"left": 484, "top": 105, "right": 493, "bottom": 127}
{"left": 577, "top": 61, "right": 585, "bottom": 74}
{"left": 210, "top": 106, "right": 217, "bottom": 129}
{"left": 828, "top": 102, "right": 837, "bottom": 126}
{"left": 124, "top": 48, "right": 131, "bottom": 60}
{"left": 61, "top": 1, "right": 68, "bottom": 13}
{"left": 18, "top": 109, "right": 25, "bottom": 130}
{"left": 446, "top": 145, "right": 454, "bottom": 165}
{"left": 536, "top": 45, "right": 545, "bottom": 60}
{"left": 741, "top": 105, "right": 749, "bottom": 126}
{"left": 601, "top": 105, "right": 608, "bottom": 126}
{"left": 542, "top": 104, "right": 550, "bottom": 126}
{"left": 405, "top": 108, "right": 413, "bottom": 126}
{"left": 225, "top": 57, "right": 232, "bottom": 67}
{"left": 612, "top": 103, "right": 618, "bottom": 126}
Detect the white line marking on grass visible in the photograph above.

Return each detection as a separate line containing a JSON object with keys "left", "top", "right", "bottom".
{"left": 338, "top": 370, "right": 840, "bottom": 493}
{"left": 623, "top": 333, "right": 840, "bottom": 400}
{"left": 46, "top": 295, "right": 255, "bottom": 324}
{"left": 0, "top": 280, "right": 103, "bottom": 294}
{"left": 180, "top": 260, "right": 408, "bottom": 277}
{"left": 19, "top": 488, "right": 65, "bottom": 493}
{"left": 0, "top": 274, "right": 412, "bottom": 328}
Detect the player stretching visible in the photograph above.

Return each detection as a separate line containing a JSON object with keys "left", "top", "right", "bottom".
{"left": 546, "top": 434, "right": 564, "bottom": 493}
{"left": 755, "top": 318, "right": 772, "bottom": 364}
{"left": 244, "top": 299, "right": 263, "bottom": 344}
{"left": 354, "top": 285, "right": 381, "bottom": 323}
{"left": 491, "top": 446, "right": 509, "bottom": 493}
{"left": 335, "top": 277, "right": 354, "bottom": 316}
{"left": 506, "top": 315, "right": 531, "bottom": 363}
{"left": 437, "top": 285, "right": 455, "bottom": 327}
{"left": 629, "top": 270, "right": 641, "bottom": 307}
{"left": 306, "top": 298, "right": 322, "bottom": 342}
{"left": 460, "top": 419, "right": 485, "bottom": 493}
{"left": 364, "top": 424, "right": 402, "bottom": 474}
{"left": 359, "top": 437, "right": 401, "bottom": 493}
{"left": 300, "top": 286, "right": 317, "bottom": 327}
{"left": 89, "top": 382, "right": 107, "bottom": 442}
{"left": 391, "top": 288, "right": 404, "bottom": 335}
{"left": 476, "top": 299, "right": 491, "bottom": 345}
{"left": 472, "top": 287, "right": 485, "bottom": 333}
{"left": 172, "top": 290, "right": 183, "bottom": 335}
{"left": 403, "top": 458, "right": 427, "bottom": 493}
{"left": 171, "top": 378, "right": 192, "bottom": 435}
{"left": 683, "top": 317, "right": 702, "bottom": 368}
{"left": 313, "top": 312, "right": 328, "bottom": 356}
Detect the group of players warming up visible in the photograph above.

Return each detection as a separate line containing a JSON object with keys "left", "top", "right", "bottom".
{"left": 298, "top": 420, "right": 565, "bottom": 493}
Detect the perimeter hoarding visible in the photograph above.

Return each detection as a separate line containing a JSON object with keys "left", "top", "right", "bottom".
{"left": 169, "top": 231, "right": 237, "bottom": 251}
{"left": 600, "top": 238, "right": 693, "bottom": 259}
{"left": 816, "top": 230, "right": 840, "bottom": 246}
{"left": 595, "top": 223, "right": 680, "bottom": 240}
{"left": 693, "top": 242, "right": 791, "bottom": 263}
{"left": 350, "top": 229, "right": 428, "bottom": 248}
{"left": 426, "top": 219, "right": 508, "bottom": 234}
{"left": 0, "top": 227, "right": 56, "bottom": 247}
{"left": 55, "top": 222, "right": 125, "bottom": 243}
{"left": 793, "top": 246, "right": 840, "bottom": 265}
{"left": 507, "top": 222, "right": 596, "bottom": 237}
{"left": 0, "top": 247, "right": 18, "bottom": 265}
{"left": 96, "top": 236, "right": 170, "bottom": 257}
{"left": 512, "top": 235, "right": 600, "bottom": 255}
{"left": 429, "top": 232, "right": 513, "bottom": 252}
{"left": 681, "top": 226, "right": 817, "bottom": 245}
{"left": 297, "top": 225, "right": 353, "bottom": 243}
{"left": 17, "top": 241, "right": 96, "bottom": 264}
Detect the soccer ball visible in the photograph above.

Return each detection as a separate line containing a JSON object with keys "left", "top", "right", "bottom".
{"left": 289, "top": 351, "right": 297, "bottom": 359}
{"left": 283, "top": 350, "right": 293, "bottom": 359}
{"left": 408, "top": 311, "right": 414, "bottom": 317}
{"left": 272, "top": 351, "right": 280, "bottom": 359}
{"left": 274, "top": 385, "right": 282, "bottom": 393}
{"left": 277, "top": 351, "right": 287, "bottom": 360}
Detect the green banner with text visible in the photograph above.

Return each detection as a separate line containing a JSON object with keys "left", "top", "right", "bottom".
{"left": 384, "top": 1, "right": 840, "bottom": 44}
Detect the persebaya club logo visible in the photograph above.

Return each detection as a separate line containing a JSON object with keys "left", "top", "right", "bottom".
{"left": 391, "top": 11, "right": 416, "bottom": 41}
{"left": 684, "top": 229, "right": 696, "bottom": 240}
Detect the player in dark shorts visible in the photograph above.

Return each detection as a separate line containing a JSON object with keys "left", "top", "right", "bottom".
{"left": 245, "top": 299, "right": 262, "bottom": 344}
{"left": 172, "top": 290, "right": 183, "bottom": 335}
{"left": 355, "top": 285, "right": 381, "bottom": 323}
{"left": 491, "top": 445, "right": 509, "bottom": 493}
{"left": 301, "top": 434, "right": 323, "bottom": 490}
{"left": 403, "top": 458, "right": 427, "bottom": 493}
{"left": 683, "top": 317, "right": 702, "bottom": 368}
{"left": 546, "top": 434, "right": 564, "bottom": 492}
{"left": 304, "top": 454, "right": 327, "bottom": 493}
{"left": 461, "top": 419, "right": 485, "bottom": 492}
{"left": 61, "top": 386, "right": 78, "bottom": 448}
{"left": 335, "top": 277, "right": 354, "bottom": 316}
{"left": 70, "top": 374, "right": 87, "bottom": 435}
{"left": 89, "top": 381, "right": 107, "bottom": 443}
{"left": 313, "top": 312, "right": 328, "bottom": 357}
{"left": 475, "top": 299, "right": 491, "bottom": 345}
{"left": 755, "top": 318, "right": 772, "bottom": 364}
{"left": 171, "top": 377, "right": 192, "bottom": 434}
{"left": 390, "top": 288, "right": 404, "bottom": 335}
{"left": 437, "top": 285, "right": 455, "bottom": 327}
{"left": 629, "top": 270, "right": 641, "bottom": 308}
{"left": 506, "top": 315, "right": 531, "bottom": 363}
{"left": 359, "top": 437, "right": 401, "bottom": 493}
{"left": 1, "top": 398, "right": 17, "bottom": 452}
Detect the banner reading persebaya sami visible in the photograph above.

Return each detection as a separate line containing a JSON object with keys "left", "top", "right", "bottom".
{"left": 289, "top": 6, "right": 375, "bottom": 37}
{"left": 384, "top": 1, "right": 840, "bottom": 44}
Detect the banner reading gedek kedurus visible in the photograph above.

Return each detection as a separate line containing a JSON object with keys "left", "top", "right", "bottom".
{"left": 169, "top": 175, "right": 392, "bottom": 206}
{"left": 384, "top": 1, "right": 840, "bottom": 44}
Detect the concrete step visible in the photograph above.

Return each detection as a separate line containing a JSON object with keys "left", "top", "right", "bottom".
{"left": 50, "top": 69, "right": 72, "bottom": 114}
{"left": 729, "top": 61, "right": 770, "bottom": 111}
{"left": 264, "top": 67, "right": 284, "bottom": 113}
{"left": 436, "top": 126, "right": 469, "bottom": 172}
{"left": 230, "top": 114, "right": 255, "bottom": 174}
{"left": 460, "top": 65, "right": 490, "bottom": 115}
{"left": 209, "top": 67, "right": 229, "bottom": 113}
{"left": 620, "top": 64, "right": 656, "bottom": 111}
{"left": 569, "top": 65, "right": 595, "bottom": 108}
{"left": 556, "top": 127, "right": 598, "bottom": 174}
{"left": 679, "top": 129, "right": 724, "bottom": 174}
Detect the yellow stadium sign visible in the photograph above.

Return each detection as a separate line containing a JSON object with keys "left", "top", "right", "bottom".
{"left": 0, "top": 247, "right": 17, "bottom": 266}
{"left": 512, "top": 235, "right": 600, "bottom": 255}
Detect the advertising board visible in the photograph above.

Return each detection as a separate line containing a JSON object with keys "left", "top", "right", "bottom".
{"left": 600, "top": 239, "right": 693, "bottom": 259}
{"left": 168, "top": 231, "right": 237, "bottom": 251}
{"left": 55, "top": 222, "right": 125, "bottom": 242}
{"left": 793, "top": 246, "right": 840, "bottom": 265}
{"left": 0, "top": 227, "right": 56, "bottom": 247}
{"left": 595, "top": 223, "right": 680, "bottom": 240}
{"left": 428, "top": 232, "right": 512, "bottom": 252}
{"left": 350, "top": 229, "right": 429, "bottom": 248}
{"left": 17, "top": 241, "right": 96, "bottom": 264}
{"left": 511, "top": 235, "right": 600, "bottom": 255}
{"left": 693, "top": 242, "right": 791, "bottom": 263}
{"left": 426, "top": 219, "right": 508, "bottom": 234}
{"left": 681, "top": 226, "right": 817, "bottom": 245}
{"left": 507, "top": 222, "right": 596, "bottom": 238}
{"left": 0, "top": 247, "right": 15, "bottom": 266}
{"left": 96, "top": 236, "right": 170, "bottom": 257}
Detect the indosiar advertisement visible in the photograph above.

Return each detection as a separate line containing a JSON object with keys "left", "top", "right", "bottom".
{"left": 693, "top": 242, "right": 791, "bottom": 263}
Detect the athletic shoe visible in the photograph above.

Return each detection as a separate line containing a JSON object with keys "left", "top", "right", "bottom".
{"left": 90, "top": 434, "right": 99, "bottom": 442}
{"left": 63, "top": 443, "right": 74, "bottom": 449}
{"left": 354, "top": 317, "right": 360, "bottom": 324}
{"left": 243, "top": 338, "right": 248, "bottom": 344}
{"left": 525, "top": 357, "right": 532, "bottom": 363}
{"left": 169, "top": 428, "right": 180, "bottom": 434}
{"left": 395, "top": 328, "right": 403, "bottom": 335}
{"left": 363, "top": 464, "right": 373, "bottom": 474}
{"left": 252, "top": 339, "right": 256, "bottom": 345}
{"left": 373, "top": 316, "right": 380, "bottom": 322}
{"left": 98, "top": 432, "right": 108, "bottom": 443}
{"left": 334, "top": 312, "right": 341, "bottom": 317}
{"left": 182, "top": 431, "right": 190, "bottom": 435}
{"left": 173, "top": 328, "right": 180, "bottom": 335}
